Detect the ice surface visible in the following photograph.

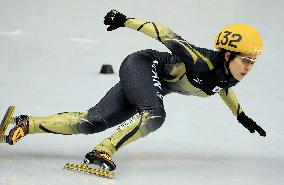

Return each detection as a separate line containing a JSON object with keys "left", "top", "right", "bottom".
{"left": 0, "top": 0, "right": 284, "bottom": 185}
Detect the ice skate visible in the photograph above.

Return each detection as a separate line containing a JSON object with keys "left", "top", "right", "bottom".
{"left": 64, "top": 150, "right": 116, "bottom": 178}
{"left": 6, "top": 115, "right": 29, "bottom": 145}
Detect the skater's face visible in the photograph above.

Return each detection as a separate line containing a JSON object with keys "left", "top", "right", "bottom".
{"left": 225, "top": 52, "right": 256, "bottom": 81}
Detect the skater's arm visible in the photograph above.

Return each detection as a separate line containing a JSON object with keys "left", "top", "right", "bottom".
{"left": 218, "top": 88, "right": 243, "bottom": 117}
{"left": 104, "top": 10, "right": 214, "bottom": 69}
{"left": 104, "top": 10, "right": 181, "bottom": 43}
{"left": 124, "top": 19, "right": 214, "bottom": 69}
{"left": 124, "top": 18, "right": 174, "bottom": 43}
{"left": 219, "top": 88, "right": 266, "bottom": 137}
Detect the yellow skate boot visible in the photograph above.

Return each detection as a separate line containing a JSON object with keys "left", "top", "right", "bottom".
{"left": 7, "top": 115, "right": 29, "bottom": 145}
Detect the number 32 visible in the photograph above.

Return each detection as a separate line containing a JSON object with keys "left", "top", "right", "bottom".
{"left": 216, "top": 31, "right": 242, "bottom": 48}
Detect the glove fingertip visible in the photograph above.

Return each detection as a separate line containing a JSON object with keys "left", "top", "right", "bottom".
{"left": 103, "top": 19, "right": 109, "bottom": 25}
{"left": 261, "top": 132, "right": 266, "bottom": 137}
{"left": 107, "top": 27, "right": 114, "bottom": 31}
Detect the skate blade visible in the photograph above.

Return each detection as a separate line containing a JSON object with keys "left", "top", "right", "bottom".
{"left": 0, "top": 106, "right": 16, "bottom": 143}
{"left": 64, "top": 163, "right": 115, "bottom": 178}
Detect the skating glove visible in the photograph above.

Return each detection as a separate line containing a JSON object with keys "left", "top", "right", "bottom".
{"left": 104, "top": 9, "right": 127, "bottom": 31}
{"left": 237, "top": 112, "right": 266, "bottom": 137}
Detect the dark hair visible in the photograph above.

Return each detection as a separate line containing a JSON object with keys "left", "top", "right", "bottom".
{"left": 219, "top": 49, "right": 240, "bottom": 76}
{"left": 219, "top": 49, "right": 240, "bottom": 62}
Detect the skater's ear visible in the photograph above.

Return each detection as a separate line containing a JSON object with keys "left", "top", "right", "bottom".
{"left": 225, "top": 52, "right": 231, "bottom": 62}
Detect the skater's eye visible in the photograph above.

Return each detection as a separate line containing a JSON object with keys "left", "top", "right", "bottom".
{"left": 238, "top": 55, "right": 256, "bottom": 65}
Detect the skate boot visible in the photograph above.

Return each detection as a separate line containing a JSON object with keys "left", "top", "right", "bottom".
{"left": 7, "top": 115, "right": 29, "bottom": 145}
{"left": 84, "top": 150, "right": 116, "bottom": 171}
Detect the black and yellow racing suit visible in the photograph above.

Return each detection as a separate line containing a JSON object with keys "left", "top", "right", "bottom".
{"left": 23, "top": 18, "right": 244, "bottom": 157}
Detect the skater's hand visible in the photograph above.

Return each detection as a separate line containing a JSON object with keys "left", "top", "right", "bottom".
{"left": 104, "top": 9, "right": 127, "bottom": 31}
{"left": 237, "top": 112, "right": 266, "bottom": 137}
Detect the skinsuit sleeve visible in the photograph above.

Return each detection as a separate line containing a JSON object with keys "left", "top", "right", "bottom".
{"left": 124, "top": 18, "right": 214, "bottom": 70}
{"left": 218, "top": 88, "right": 243, "bottom": 117}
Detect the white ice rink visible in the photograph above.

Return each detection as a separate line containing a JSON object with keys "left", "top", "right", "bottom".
{"left": 0, "top": 0, "right": 284, "bottom": 185}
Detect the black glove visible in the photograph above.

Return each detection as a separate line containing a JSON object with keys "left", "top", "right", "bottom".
{"left": 104, "top": 9, "right": 127, "bottom": 31}
{"left": 237, "top": 112, "right": 266, "bottom": 137}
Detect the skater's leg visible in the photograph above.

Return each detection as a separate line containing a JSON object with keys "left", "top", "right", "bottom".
{"left": 95, "top": 108, "right": 165, "bottom": 157}
{"left": 7, "top": 83, "right": 137, "bottom": 145}
{"left": 31, "top": 83, "right": 136, "bottom": 134}
{"left": 28, "top": 112, "right": 88, "bottom": 134}
{"left": 94, "top": 54, "right": 167, "bottom": 157}
{"left": 86, "top": 82, "right": 137, "bottom": 133}
{"left": 6, "top": 112, "right": 87, "bottom": 145}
